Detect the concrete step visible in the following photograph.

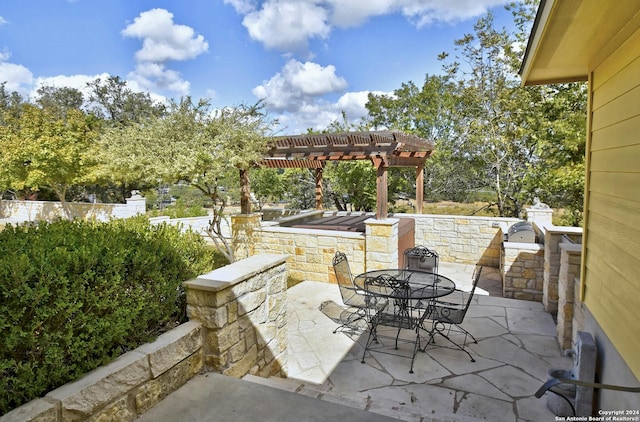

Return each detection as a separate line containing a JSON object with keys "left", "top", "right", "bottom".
{"left": 242, "top": 374, "right": 431, "bottom": 422}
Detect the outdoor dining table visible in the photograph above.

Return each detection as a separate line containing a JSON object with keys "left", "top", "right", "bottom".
{"left": 353, "top": 268, "right": 456, "bottom": 373}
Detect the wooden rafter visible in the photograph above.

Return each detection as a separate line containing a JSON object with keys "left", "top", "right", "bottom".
{"left": 250, "top": 130, "right": 435, "bottom": 219}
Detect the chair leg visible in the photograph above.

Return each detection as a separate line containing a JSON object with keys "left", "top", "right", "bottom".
{"left": 422, "top": 321, "right": 476, "bottom": 362}
{"left": 333, "top": 308, "right": 365, "bottom": 334}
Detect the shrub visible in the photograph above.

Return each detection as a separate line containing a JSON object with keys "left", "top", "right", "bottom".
{"left": 0, "top": 216, "right": 216, "bottom": 414}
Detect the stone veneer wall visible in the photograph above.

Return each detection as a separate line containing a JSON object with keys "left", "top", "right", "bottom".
{"left": 1, "top": 254, "right": 288, "bottom": 422}
{"left": 542, "top": 224, "right": 583, "bottom": 315}
{"left": 501, "top": 242, "right": 545, "bottom": 301}
{"left": 183, "top": 254, "right": 289, "bottom": 379}
{"left": 400, "top": 213, "right": 518, "bottom": 267}
{"left": 1, "top": 322, "right": 203, "bottom": 422}
{"left": 253, "top": 226, "right": 365, "bottom": 283}
{"left": 557, "top": 243, "right": 583, "bottom": 349}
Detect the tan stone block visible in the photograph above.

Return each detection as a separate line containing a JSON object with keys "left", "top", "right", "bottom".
{"left": 237, "top": 291, "right": 267, "bottom": 316}
{"left": 522, "top": 268, "right": 536, "bottom": 279}
{"left": 87, "top": 396, "right": 135, "bottom": 422}
{"left": 0, "top": 399, "right": 59, "bottom": 422}
{"left": 223, "top": 345, "right": 258, "bottom": 378}
{"left": 46, "top": 352, "right": 149, "bottom": 421}
{"left": 204, "top": 353, "right": 227, "bottom": 372}
{"left": 136, "top": 321, "right": 202, "bottom": 378}
{"left": 204, "top": 323, "right": 240, "bottom": 354}
{"left": 187, "top": 305, "right": 228, "bottom": 329}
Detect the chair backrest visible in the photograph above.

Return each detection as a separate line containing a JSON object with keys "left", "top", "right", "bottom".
{"left": 462, "top": 265, "right": 483, "bottom": 311}
{"left": 404, "top": 246, "right": 438, "bottom": 272}
{"left": 332, "top": 251, "right": 354, "bottom": 289}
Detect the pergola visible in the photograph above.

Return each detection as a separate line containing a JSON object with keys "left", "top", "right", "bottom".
{"left": 243, "top": 130, "right": 435, "bottom": 219}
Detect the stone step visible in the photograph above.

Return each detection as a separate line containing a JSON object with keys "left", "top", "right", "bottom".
{"left": 242, "top": 374, "right": 430, "bottom": 422}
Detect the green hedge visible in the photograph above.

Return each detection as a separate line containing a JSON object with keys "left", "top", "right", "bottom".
{"left": 0, "top": 217, "right": 216, "bottom": 414}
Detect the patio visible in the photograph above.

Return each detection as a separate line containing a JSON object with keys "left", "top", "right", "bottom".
{"left": 246, "top": 262, "right": 571, "bottom": 421}
{"left": 138, "top": 262, "right": 572, "bottom": 421}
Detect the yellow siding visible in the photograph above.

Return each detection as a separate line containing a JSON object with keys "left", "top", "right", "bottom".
{"left": 585, "top": 25, "right": 640, "bottom": 378}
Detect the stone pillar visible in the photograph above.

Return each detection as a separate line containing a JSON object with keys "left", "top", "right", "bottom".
{"left": 365, "top": 218, "right": 399, "bottom": 270}
{"left": 183, "top": 254, "right": 289, "bottom": 379}
{"left": 125, "top": 191, "right": 146, "bottom": 216}
{"left": 232, "top": 213, "right": 262, "bottom": 261}
{"left": 543, "top": 226, "right": 583, "bottom": 316}
{"left": 526, "top": 198, "right": 553, "bottom": 226}
{"left": 557, "top": 243, "right": 583, "bottom": 349}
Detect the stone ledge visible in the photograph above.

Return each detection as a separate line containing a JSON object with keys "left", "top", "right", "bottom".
{"left": 137, "top": 321, "right": 202, "bottom": 378}
{"left": 184, "top": 254, "right": 289, "bottom": 292}
{"left": 2, "top": 322, "right": 205, "bottom": 422}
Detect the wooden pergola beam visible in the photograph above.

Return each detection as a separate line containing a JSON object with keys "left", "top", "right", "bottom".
{"left": 249, "top": 131, "right": 435, "bottom": 218}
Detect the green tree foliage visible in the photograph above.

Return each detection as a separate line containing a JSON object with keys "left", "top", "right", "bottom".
{"left": 250, "top": 168, "right": 286, "bottom": 210}
{"left": 86, "top": 75, "right": 166, "bottom": 126}
{"left": 35, "top": 85, "right": 84, "bottom": 119}
{"left": 367, "top": 2, "right": 586, "bottom": 223}
{"left": 0, "top": 104, "right": 99, "bottom": 217}
{"left": 97, "top": 98, "right": 275, "bottom": 261}
{"left": 0, "top": 217, "right": 216, "bottom": 414}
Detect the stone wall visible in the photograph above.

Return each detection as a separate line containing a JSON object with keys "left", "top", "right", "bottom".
{"left": 1, "top": 254, "right": 288, "bottom": 422}
{"left": 501, "top": 242, "right": 545, "bottom": 301}
{"left": 253, "top": 226, "right": 365, "bottom": 283}
{"left": 184, "top": 254, "right": 289, "bottom": 379}
{"left": 402, "top": 213, "right": 517, "bottom": 267}
{"left": 0, "top": 195, "right": 146, "bottom": 224}
{"left": 1, "top": 322, "right": 203, "bottom": 422}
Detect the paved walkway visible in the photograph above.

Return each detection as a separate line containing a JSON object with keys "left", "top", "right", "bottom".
{"left": 137, "top": 263, "right": 570, "bottom": 421}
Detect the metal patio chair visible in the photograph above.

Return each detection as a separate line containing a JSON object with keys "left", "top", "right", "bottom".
{"left": 421, "top": 265, "right": 483, "bottom": 362}
{"left": 403, "top": 246, "right": 439, "bottom": 273}
{"left": 332, "top": 251, "right": 387, "bottom": 334}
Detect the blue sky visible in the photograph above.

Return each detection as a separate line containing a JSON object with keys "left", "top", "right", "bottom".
{"left": 0, "top": 0, "right": 518, "bottom": 134}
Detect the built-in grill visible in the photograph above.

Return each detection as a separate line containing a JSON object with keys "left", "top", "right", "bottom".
{"left": 505, "top": 221, "right": 536, "bottom": 243}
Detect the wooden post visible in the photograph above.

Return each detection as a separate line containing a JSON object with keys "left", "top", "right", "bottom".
{"left": 415, "top": 164, "right": 424, "bottom": 214}
{"left": 373, "top": 157, "right": 388, "bottom": 220}
{"left": 240, "top": 168, "right": 251, "bottom": 214}
{"left": 315, "top": 167, "right": 323, "bottom": 210}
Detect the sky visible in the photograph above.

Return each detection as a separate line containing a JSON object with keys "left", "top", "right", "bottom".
{"left": 0, "top": 0, "right": 519, "bottom": 134}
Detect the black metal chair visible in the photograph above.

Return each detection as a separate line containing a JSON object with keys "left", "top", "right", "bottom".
{"left": 421, "top": 265, "right": 483, "bottom": 362}
{"left": 361, "top": 273, "right": 422, "bottom": 373}
{"left": 332, "top": 251, "right": 386, "bottom": 334}
{"left": 404, "top": 246, "right": 439, "bottom": 273}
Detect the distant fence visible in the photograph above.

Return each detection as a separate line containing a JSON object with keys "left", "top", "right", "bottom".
{"left": 0, "top": 195, "right": 146, "bottom": 224}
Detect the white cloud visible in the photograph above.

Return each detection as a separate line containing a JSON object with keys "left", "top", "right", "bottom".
{"left": 268, "top": 89, "right": 392, "bottom": 134}
{"left": 0, "top": 16, "right": 8, "bottom": 26}
{"left": 242, "top": 1, "right": 331, "bottom": 52}
{"left": 122, "top": 8, "right": 208, "bottom": 62}
{"left": 229, "top": 0, "right": 509, "bottom": 52}
{"left": 0, "top": 50, "right": 33, "bottom": 95}
{"left": 122, "top": 8, "right": 208, "bottom": 96}
{"left": 223, "top": 0, "right": 257, "bottom": 15}
{"left": 399, "top": 0, "right": 509, "bottom": 27}
{"left": 127, "top": 63, "right": 190, "bottom": 96}
{"left": 253, "top": 59, "right": 347, "bottom": 111}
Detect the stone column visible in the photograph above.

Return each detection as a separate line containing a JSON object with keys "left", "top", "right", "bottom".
{"left": 183, "top": 254, "right": 289, "bottom": 379}
{"left": 557, "top": 243, "right": 583, "bottom": 349}
{"left": 125, "top": 191, "right": 146, "bottom": 216}
{"left": 365, "top": 218, "right": 399, "bottom": 270}
{"left": 526, "top": 199, "right": 553, "bottom": 226}
{"left": 232, "top": 213, "right": 262, "bottom": 261}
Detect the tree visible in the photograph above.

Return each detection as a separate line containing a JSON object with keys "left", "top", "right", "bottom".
{"left": 250, "top": 168, "right": 285, "bottom": 211}
{"left": 36, "top": 85, "right": 84, "bottom": 119}
{"left": 366, "top": 75, "right": 479, "bottom": 202}
{"left": 0, "top": 104, "right": 99, "bottom": 217}
{"left": 86, "top": 75, "right": 166, "bottom": 126}
{"left": 366, "top": 2, "right": 586, "bottom": 222}
{"left": 97, "top": 97, "right": 275, "bottom": 262}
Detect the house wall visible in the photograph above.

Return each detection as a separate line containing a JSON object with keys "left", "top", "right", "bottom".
{"left": 584, "top": 24, "right": 640, "bottom": 378}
